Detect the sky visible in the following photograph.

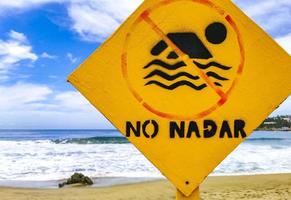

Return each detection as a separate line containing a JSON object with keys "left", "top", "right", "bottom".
{"left": 0, "top": 0, "right": 290, "bottom": 129}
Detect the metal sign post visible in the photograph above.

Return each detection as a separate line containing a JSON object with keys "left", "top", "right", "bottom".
{"left": 177, "top": 188, "right": 200, "bottom": 200}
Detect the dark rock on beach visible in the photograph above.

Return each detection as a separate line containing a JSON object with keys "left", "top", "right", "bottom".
{"left": 58, "top": 173, "right": 93, "bottom": 188}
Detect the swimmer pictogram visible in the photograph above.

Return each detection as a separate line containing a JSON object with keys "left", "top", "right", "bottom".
{"left": 144, "top": 23, "right": 231, "bottom": 91}
{"left": 122, "top": 0, "right": 245, "bottom": 120}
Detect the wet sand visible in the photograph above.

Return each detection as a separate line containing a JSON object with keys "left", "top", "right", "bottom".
{"left": 0, "top": 174, "right": 290, "bottom": 200}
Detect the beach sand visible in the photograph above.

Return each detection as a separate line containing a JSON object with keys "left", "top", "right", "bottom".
{"left": 0, "top": 174, "right": 290, "bottom": 200}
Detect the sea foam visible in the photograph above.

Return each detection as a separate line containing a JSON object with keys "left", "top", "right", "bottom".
{"left": 0, "top": 131, "right": 290, "bottom": 181}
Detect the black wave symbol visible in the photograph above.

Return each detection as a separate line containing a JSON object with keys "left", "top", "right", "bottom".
{"left": 206, "top": 71, "right": 229, "bottom": 81}
{"left": 145, "top": 80, "right": 207, "bottom": 90}
{"left": 144, "top": 70, "right": 200, "bottom": 81}
{"left": 214, "top": 82, "right": 222, "bottom": 87}
{"left": 143, "top": 59, "right": 186, "bottom": 70}
{"left": 143, "top": 59, "right": 231, "bottom": 90}
{"left": 193, "top": 61, "right": 231, "bottom": 70}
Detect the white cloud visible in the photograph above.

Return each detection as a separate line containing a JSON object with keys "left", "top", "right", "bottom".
{"left": 0, "top": 0, "right": 57, "bottom": 7}
{"left": 9, "top": 30, "right": 27, "bottom": 43}
{"left": 0, "top": 82, "right": 52, "bottom": 110}
{"left": 66, "top": 52, "right": 77, "bottom": 63}
{"left": 0, "top": 30, "right": 37, "bottom": 81}
{"left": 67, "top": 0, "right": 142, "bottom": 42}
{"left": 276, "top": 33, "right": 291, "bottom": 54}
{"left": 0, "top": 0, "right": 142, "bottom": 42}
{"left": 0, "top": 82, "right": 112, "bottom": 129}
{"left": 0, "top": 0, "right": 66, "bottom": 15}
{"left": 234, "top": 0, "right": 291, "bottom": 35}
{"left": 68, "top": 4, "right": 119, "bottom": 42}
{"left": 238, "top": 0, "right": 291, "bottom": 18}
{"left": 41, "top": 52, "right": 57, "bottom": 59}
{"left": 54, "top": 91, "right": 91, "bottom": 111}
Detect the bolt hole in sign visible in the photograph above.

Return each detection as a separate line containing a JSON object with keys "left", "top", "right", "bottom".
{"left": 68, "top": 0, "right": 291, "bottom": 197}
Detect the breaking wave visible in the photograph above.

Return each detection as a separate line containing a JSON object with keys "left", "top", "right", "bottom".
{"left": 53, "top": 137, "right": 129, "bottom": 144}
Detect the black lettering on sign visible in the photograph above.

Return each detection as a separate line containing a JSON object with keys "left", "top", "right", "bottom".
{"left": 142, "top": 120, "right": 159, "bottom": 138}
{"left": 126, "top": 120, "right": 247, "bottom": 139}
{"left": 126, "top": 120, "right": 159, "bottom": 138}
{"left": 219, "top": 120, "right": 232, "bottom": 138}
{"left": 234, "top": 120, "right": 247, "bottom": 138}
{"left": 204, "top": 120, "right": 217, "bottom": 138}
{"left": 187, "top": 121, "right": 201, "bottom": 138}
{"left": 170, "top": 121, "right": 185, "bottom": 138}
{"left": 126, "top": 121, "right": 141, "bottom": 137}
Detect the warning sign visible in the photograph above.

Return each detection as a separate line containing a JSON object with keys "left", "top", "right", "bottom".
{"left": 68, "top": 0, "right": 291, "bottom": 197}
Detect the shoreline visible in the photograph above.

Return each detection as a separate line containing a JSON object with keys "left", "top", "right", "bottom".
{"left": 0, "top": 174, "right": 290, "bottom": 199}
{"left": 0, "top": 177, "right": 163, "bottom": 189}
{"left": 256, "top": 129, "right": 291, "bottom": 131}
{"left": 2, "top": 172, "right": 291, "bottom": 189}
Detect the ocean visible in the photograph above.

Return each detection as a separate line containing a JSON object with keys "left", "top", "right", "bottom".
{"left": 0, "top": 130, "right": 290, "bottom": 188}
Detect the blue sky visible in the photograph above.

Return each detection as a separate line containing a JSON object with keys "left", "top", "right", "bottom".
{"left": 0, "top": 0, "right": 290, "bottom": 129}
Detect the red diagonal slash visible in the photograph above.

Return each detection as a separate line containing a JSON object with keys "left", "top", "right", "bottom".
{"left": 140, "top": 11, "right": 228, "bottom": 102}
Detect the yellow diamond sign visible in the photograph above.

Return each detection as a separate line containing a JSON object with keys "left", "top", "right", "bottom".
{"left": 68, "top": 0, "right": 291, "bottom": 197}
